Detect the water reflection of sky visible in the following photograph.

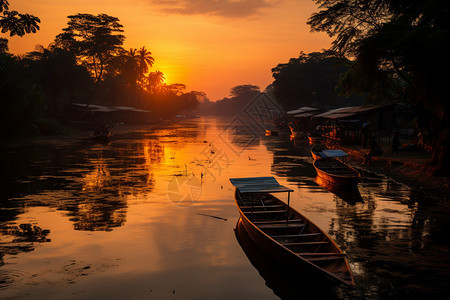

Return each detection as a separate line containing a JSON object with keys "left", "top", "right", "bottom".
{"left": 1, "top": 117, "right": 449, "bottom": 299}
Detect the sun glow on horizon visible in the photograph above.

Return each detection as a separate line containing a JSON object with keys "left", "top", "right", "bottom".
{"left": 4, "top": 0, "right": 332, "bottom": 100}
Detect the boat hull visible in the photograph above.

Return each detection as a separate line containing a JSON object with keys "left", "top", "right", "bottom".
{"left": 311, "top": 149, "right": 323, "bottom": 161}
{"left": 308, "top": 136, "right": 323, "bottom": 144}
{"left": 313, "top": 158, "right": 359, "bottom": 186}
{"left": 235, "top": 190, "right": 354, "bottom": 286}
{"left": 234, "top": 219, "right": 338, "bottom": 298}
{"left": 265, "top": 130, "right": 278, "bottom": 136}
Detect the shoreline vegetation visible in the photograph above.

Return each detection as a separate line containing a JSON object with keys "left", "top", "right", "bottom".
{"left": 342, "top": 145, "right": 450, "bottom": 204}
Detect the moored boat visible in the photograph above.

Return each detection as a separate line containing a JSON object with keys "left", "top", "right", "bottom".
{"left": 307, "top": 132, "right": 324, "bottom": 144}
{"left": 313, "top": 158, "right": 359, "bottom": 186}
{"left": 311, "top": 148, "right": 349, "bottom": 161}
{"left": 234, "top": 218, "right": 338, "bottom": 298}
{"left": 265, "top": 129, "right": 279, "bottom": 136}
{"left": 90, "top": 128, "right": 111, "bottom": 141}
{"left": 229, "top": 176, "right": 355, "bottom": 286}
{"left": 311, "top": 145, "right": 327, "bottom": 160}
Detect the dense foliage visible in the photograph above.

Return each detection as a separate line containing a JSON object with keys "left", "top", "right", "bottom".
{"left": 0, "top": 12, "right": 202, "bottom": 136}
{"left": 271, "top": 51, "right": 364, "bottom": 110}
{"left": 0, "top": 0, "right": 40, "bottom": 37}
{"left": 308, "top": 0, "right": 450, "bottom": 174}
{"left": 196, "top": 84, "right": 261, "bottom": 116}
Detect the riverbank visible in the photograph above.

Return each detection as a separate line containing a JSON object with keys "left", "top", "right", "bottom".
{"left": 340, "top": 145, "right": 450, "bottom": 203}
{"left": 0, "top": 120, "right": 170, "bottom": 148}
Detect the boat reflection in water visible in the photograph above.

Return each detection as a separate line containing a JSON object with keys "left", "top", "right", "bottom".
{"left": 235, "top": 219, "right": 337, "bottom": 300}
{"left": 315, "top": 176, "right": 363, "bottom": 205}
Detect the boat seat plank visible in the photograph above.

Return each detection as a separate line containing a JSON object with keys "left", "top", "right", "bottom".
{"left": 244, "top": 210, "right": 288, "bottom": 214}
{"left": 295, "top": 252, "right": 345, "bottom": 256}
{"left": 259, "top": 223, "right": 306, "bottom": 229}
{"left": 306, "top": 256, "right": 345, "bottom": 262}
{"left": 281, "top": 241, "right": 329, "bottom": 246}
{"left": 271, "top": 232, "right": 322, "bottom": 238}
{"left": 253, "top": 219, "right": 303, "bottom": 225}
{"left": 240, "top": 205, "right": 284, "bottom": 209}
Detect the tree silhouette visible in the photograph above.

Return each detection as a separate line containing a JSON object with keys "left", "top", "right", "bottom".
{"left": 271, "top": 51, "right": 362, "bottom": 109}
{"left": 55, "top": 13, "right": 125, "bottom": 84}
{"left": 0, "top": 0, "right": 40, "bottom": 37}
{"left": 136, "top": 46, "right": 154, "bottom": 86}
{"left": 146, "top": 71, "right": 165, "bottom": 94}
{"left": 24, "top": 45, "right": 92, "bottom": 117}
{"left": 308, "top": 0, "right": 450, "bottom": 174}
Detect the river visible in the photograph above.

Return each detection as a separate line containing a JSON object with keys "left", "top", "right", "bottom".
{"left": 1, "top": 117, "right": 449, "bottom": 299}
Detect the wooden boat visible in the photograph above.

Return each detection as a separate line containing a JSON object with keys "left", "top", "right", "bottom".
{"left": 265, "top": 129, "right": 278, "bottom": 136}
{"left": 229, "top": 176, "right": 355, "bottom": 286}
{"left": 307, "top": 133, "right": 324, "bottom": 144}
{"left": 288, "top": 125, "right": 298, "bottom": 139}
{"left": 234, "top": 219, "right": 337, "bottom": 298}
{"left": 311, "top": 145, "right": 327, "bottom": 161}
{"left": 311, "top": 148, "right": 349, "bottom": 161}
{"left": 313, "top": 158, "right": 359, "bottom": 186}
{"left": 289, "top": 125, "right": 308, "bottom": 140}
{"left": 90, "top": 128, "right": 111, "bottom": 141}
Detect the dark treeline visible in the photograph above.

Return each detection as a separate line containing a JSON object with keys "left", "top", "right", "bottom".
{"left": 195, "top": 84, "right": 261, "bottom": 116}
{"left": 271, "top": 50, "right": 364, "bottom": 110}
{"left": 0, "top": 9, "right": 203, "bottom": 136}
{"left": 201, "top": 0, "right": 450, "bottom": 174}
{"left": 306, "top": 0, "right": 450, "bottom": 174}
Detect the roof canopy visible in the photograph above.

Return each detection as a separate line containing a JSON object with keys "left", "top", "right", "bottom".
{"left": 293, "top": 112, "right": 316, "bottom": 118}
{"left": 229, "top": 176, "right": 294, "bottom": 193}
{"left": 313, "top": 104, "right": 392, "bottom": 119}
{"left": 72, "top": 103, "right": 151, "bottom": 113}
{"left": 286, "top": 106, "right": 320, "bottom": 115}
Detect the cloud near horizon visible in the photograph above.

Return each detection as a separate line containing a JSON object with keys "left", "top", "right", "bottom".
{"left": 147, "top": 0, "right": 278, "bottom": 18}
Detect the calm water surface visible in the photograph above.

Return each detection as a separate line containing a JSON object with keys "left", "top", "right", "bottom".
{"left": 1, "top": 117, "right": 449, "bottom": 299}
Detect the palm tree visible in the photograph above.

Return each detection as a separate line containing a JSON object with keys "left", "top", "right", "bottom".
{"left": 137, "top": 46, "right": 154, "bottom": 74}
{"left": 136, "top": 46, "right": 154, "bottom": 88}
{"left": 146, "top": 71, "right": 165, "bottom": 94}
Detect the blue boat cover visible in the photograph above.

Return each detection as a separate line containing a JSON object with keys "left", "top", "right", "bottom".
{"left": 229, "top": 176, "right": 294, "bottom": 193}
{"left": 320, "top": 150, "right": 349, "bottom": 158}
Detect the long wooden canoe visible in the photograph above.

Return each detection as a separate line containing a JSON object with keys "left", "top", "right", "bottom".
{"left": 229, "top": 177, "right": 355, "bottom": 286}
{"left": 234, "top": 219, "right": 338, "bottom": 298}
{"left": 313, "top": 158, "right": 359, "bottom": 186}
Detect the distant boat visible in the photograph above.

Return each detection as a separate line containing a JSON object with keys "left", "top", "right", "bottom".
{"left": 229, "top": 176, "right": 355, "bottom": 286}
{"left": 288, "top": 125, "right": 298, "bottom": 139}
{"left": 288, "top": 125, "right": 306, "bottom": 140}
{"left": 307, "top": 132, "right": 324, "bottom": 144}
{"left": 265, "top": 129, "right": 278, "bottom": 136}
{"left": 90, "top": 128, "right": 111, "bottom": 141}
{"left": 313, "top": 158, "right": 360, "bottom": 186}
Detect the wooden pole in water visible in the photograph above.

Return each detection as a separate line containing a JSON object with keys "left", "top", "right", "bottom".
{"left": 286, "top": 191, "right": 290, "bottom": 223}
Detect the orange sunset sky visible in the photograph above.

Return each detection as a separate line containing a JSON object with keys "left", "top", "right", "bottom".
{"left": 3, "top": 0, "right": 331, "bottom": 101}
